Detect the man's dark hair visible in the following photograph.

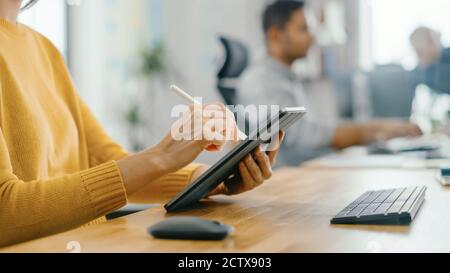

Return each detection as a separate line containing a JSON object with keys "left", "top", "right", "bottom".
{"left": 263, "top": 0, "right": 305, "bottom": 35}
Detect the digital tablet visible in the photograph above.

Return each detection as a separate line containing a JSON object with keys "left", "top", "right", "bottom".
{"left": 164, "top": 107, "right": 307, "bottom": 212}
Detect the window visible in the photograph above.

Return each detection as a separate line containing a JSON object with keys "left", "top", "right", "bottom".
{"left": 18, "top": 0, "right": 68, "bottom": 58}
{"left": 361, "top": 0, "right": 450, "bottom": 70}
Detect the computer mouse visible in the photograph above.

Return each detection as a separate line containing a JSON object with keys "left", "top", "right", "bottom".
{"left": 148, "top": 216, "right": 234, "bottom": 240}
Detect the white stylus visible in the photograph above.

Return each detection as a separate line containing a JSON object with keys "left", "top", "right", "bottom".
{"left": 170, "top": 84, "right": 202, "bottom": 105}
{"left": 170, "top": 84, "right": 247, "bottom": 140}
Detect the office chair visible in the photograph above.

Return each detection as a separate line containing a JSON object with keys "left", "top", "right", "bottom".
{"left": 217, "top": 36, "right": 249, "bottom": 105}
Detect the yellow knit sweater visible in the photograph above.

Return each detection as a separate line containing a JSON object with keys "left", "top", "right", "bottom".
{"left": 0, "top": 19, "right": 201, "bottom": 247}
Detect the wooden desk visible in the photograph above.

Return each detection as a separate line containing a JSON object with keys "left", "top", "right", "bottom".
{"left": 2, "top": 166, "right": 450, "bottom": 253}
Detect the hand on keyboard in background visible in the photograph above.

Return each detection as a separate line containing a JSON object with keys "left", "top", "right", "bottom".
{"left": 361, "top": 120, "right": 423, "bottom": 144}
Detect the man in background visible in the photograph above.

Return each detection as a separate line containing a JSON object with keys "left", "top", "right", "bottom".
{"left": 410, "top": 26, "right": 450, "bottom": 94}
{"left": 238, "top": 0, "right": 421, "bottom": 166}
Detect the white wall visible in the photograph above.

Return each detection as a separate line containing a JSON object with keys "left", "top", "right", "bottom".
{"left": 68, "top": 0, "right": 270, "bottom": 164}
{"left": 19, "top": 0, "right": 67, "bottom": 57}
{"left": 69, "top": 0, "right": 151, "bottom": 148}
{"left": 162, "top": 0, "right": 269, "bottom": 99}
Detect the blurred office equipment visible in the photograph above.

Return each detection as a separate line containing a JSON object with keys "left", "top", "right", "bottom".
{"left": 333, "top": 66, "right": 416, "bottom": 121}
{"left": 369, "top": 135, "right": 440, "bottom": 155}
{"left": 437, "top": 167, "right": 450, "bottom": 186}
{"left": 411, "top": 84, "right": 450, "bottom": 134}
{"left": 367, "top": 65, "right": 416, "bottom": 118}
{"left": 217, "top": 36, "right": 249, "bottom": 105}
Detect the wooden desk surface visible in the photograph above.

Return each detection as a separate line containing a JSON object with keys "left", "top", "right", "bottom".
{"left": 2, "top": 166, "right": 450, "bottom": 253}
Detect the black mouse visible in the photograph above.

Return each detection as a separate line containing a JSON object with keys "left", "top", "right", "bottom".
{"left": 148, "top": 216, "right": 234, "bottom": 240}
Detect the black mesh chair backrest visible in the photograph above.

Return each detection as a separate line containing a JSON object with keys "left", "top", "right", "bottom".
{"left": 217, "top": 36, "right": 249, "bottom": 105}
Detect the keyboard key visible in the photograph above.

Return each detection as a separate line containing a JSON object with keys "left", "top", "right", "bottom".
{"left": 387, "top": 200, "right": 406, "bottom": 214}
{"left": 360, "top": 203, "right": 381, "bottom": 216}
{"left": 373, "top": 189, "right": 394, "bottom": 204}
{"left": 349, "top": 191, "right": 372, "bottom": 207}
{"left": 347, "top": 204, "right": 369, "bottom": 217}
{"left": 374, "top": 202, "right": 393, "bottom": 214}
{"left": 360, "top": 191, "right": 383, "bottom": 204}
{"left": 397, "top": 187, "right": 415, "bottom": 202}
{"left": 384, "top": 188, "right": 405, "bottom": 203}
{"left": 335, "top": 210, "right": 351, "bottom": 218}
{"left": 400, "top": 186, "right": 425, "bottom": 214}
{"left": 342, "top": 204, "right": 357, "bottom": 212}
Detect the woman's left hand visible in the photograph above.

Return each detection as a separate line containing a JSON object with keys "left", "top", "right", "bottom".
{"left": 201, "top": 130, "right": 285, "bottom": 196}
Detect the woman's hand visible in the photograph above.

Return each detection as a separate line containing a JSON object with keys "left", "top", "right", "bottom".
{"left": 198, "top": 130, "right": 286, "bottom": 197}
{"left": 118, "top": 103, "right": 242, "bottom": 195}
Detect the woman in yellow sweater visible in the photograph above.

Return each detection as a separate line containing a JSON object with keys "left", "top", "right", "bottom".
{"left": 0, "top": 0, "right": 284, "bottom": 247}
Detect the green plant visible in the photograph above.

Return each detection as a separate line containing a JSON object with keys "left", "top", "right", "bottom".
{"left": 126, "top": 104, "right": 140, "bottom": 125}
{"left": 141, "top": 42, "right": 165, "bottom": 75}
{"left": 126, "top": 42, "right": 167, "bottom": 152}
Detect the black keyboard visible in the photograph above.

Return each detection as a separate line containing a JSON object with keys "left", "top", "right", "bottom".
{"left": 331, "top": 186, "right": 426, "bottom": 225}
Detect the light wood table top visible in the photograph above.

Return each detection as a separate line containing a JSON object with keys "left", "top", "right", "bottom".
{"left": 2, "top": 165, "right": 450, "bottom": 253}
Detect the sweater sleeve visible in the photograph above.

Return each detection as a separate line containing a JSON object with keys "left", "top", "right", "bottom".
{"left": 76, "top": 96, "right": 203, "bottom": 201}
{"left": 75, "top": 92, "right": 205, "bottom": 201}
{"left": 128, "top": 163, "right": 204, "bottom": 204}
{"left": 0, "top": 129, "right": 128, "bottom": 247}
{"left": 157, "top": 163, "right": 204, "bottom": 199}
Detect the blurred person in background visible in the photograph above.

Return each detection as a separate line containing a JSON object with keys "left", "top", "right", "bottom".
{"left": 410, "top": 26, "right": 450, "bottom": 94}
{"left": 238, "top": 0, "right": 422, "bottom": 167}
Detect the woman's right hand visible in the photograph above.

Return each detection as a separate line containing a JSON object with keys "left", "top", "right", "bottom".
{"left": 151, "top": 103, "right": 242, "bottom": 172}
{"left": 118, "top": 103, "right": 242, "bottom": 195}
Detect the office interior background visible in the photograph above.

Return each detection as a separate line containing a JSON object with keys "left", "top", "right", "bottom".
{"left": 19, "top": 0, "right": 450, "bottom": 165}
